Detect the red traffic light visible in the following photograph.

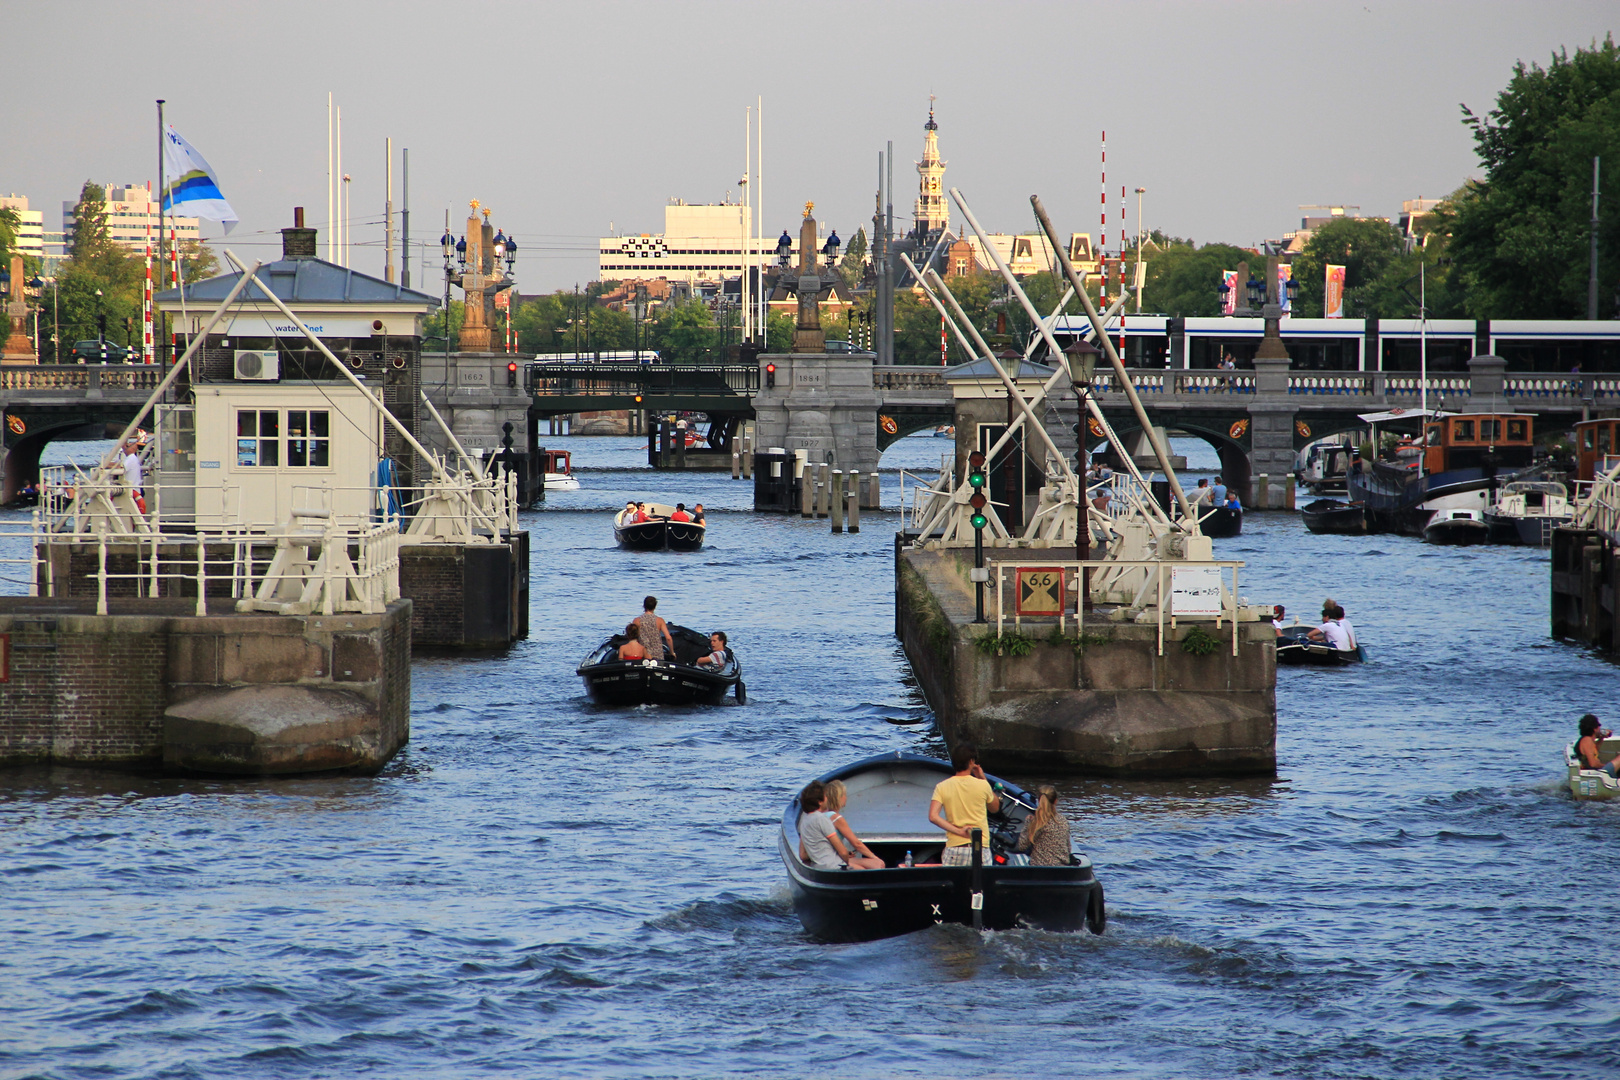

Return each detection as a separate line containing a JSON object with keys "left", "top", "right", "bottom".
{"left": 968, "top": 450, "right": 985, "bottom": 468}
{"left": 969, "top": 492, "right": 986, "bottom": 510}
{"left": 765, "top": 362, "right": 776, "bottom": 373}
{"left": 507, "top": 361, "right": 518, "bottom": 372}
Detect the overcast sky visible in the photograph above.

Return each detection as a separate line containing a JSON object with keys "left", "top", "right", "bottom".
{"left": 4, "top": 1, "right": 1613, "bottom": 292}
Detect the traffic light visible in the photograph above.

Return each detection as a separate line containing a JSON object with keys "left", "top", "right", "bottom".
{"left": 967, "top": 451, "right": 988, "bottom": 530}
{"left": 765, "top": 361, "right": 776, "bottom": 388}
{"left": 507, "top": 360, "right": 518, "bottom": 387}
{"left": 634, "top": 393, "right": 643, "bottom": 405}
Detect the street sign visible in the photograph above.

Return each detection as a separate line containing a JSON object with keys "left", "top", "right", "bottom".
{"left": 1015, "top": 567, "right": 1064, "bottom": 616}
{"left": 1170, "top": 567, "right": 1223, "bottom": 616}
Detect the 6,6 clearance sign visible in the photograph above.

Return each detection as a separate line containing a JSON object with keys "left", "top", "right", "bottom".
{"left": 1015, "top": 567, "right": 1065, "bottom": 617}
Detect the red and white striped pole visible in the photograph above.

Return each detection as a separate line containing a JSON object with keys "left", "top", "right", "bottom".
{"left": 142, "top": 222, "right": 154, "bottom": 363}
{"left": 940, "top": 312, "right": 947, "bottom": 366}
{"left": 1119, "top": 183, "right": 1127, "bottom": 360}
{"left": 169, "top": 227, "right": 181, "bottom": 363}
{"left": 1099, "top": 131, "right": 1107, "bottom": 308}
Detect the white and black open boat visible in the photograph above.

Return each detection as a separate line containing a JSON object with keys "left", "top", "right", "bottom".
{"left": 1422, "top": 508, "right": 1490, "bottom": 546}
{"left": 1200, "top": 505, "right": 1242, "bottom": 537}
{"left": 1276, "top": 624, "right": 1365, "bottom": 666}
{"left": 577, "top": 623, "right": 743, "bottom": 705}
{"left": 613, "top": 503, "right": 705, "bottom": 552}
{"left": 780, "top": 752, "right": 1105, "bottom": 942}
{"left": 1301, "top": 499, "right": 1369, "bottom": 535}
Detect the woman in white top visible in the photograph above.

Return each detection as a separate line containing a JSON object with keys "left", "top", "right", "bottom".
{"left": 822, "top": 780, "right": 884, "bottom": 870}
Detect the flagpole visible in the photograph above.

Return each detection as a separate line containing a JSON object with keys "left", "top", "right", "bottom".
{"left": 156, "top": 99, "right": 166, "bottom": 362}
{"left": 327, "top": 93, "right": 334, "bottom": 262}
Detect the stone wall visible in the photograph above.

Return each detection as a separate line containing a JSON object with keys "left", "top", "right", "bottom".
{"left": 0, "top": 598, "right": 412, "bottom": 774}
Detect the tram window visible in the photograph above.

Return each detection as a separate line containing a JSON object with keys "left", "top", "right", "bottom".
{"left": 1507, "top": 419, "right": 1527, "bottom": 441}
{"left": 1453, "top": 419, "right": 1474, "bottom": 442}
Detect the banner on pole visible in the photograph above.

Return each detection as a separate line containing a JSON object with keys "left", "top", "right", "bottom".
{"left": 1221, "top": 270, "right": 1237, "bottom": 315}
{"left": 1277, "top": 263, "right": 1293, "bottom": 313}
{"left": 1325, "top": 265, "right": 1347, "bottom": 319}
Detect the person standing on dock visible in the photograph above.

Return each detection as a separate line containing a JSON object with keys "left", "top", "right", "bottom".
{"left": 634, "top": 596, "right": 675, "bottom": 661}
{"left": 928, "top": 743, "right": 1001, "bottom": 866}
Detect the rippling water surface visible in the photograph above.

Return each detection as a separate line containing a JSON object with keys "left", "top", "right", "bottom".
{"left": 2, "top": 435, "right": 1617, "bottom": 1079}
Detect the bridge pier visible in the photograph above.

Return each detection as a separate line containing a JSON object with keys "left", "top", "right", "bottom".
{"left": 752, "top": 352, "right": 881, "bottom": 503}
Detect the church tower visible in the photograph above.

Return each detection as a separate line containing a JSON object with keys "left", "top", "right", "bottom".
{"left": 913, "top": 100, "right": 948, "bottom": 240}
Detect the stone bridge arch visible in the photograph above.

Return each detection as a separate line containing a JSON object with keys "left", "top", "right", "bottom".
{"left": 1, "top": 406, "right": 142, "bottom": 502}
{"left": 1096, "top": 407, "right": 1259, "bottom": 501}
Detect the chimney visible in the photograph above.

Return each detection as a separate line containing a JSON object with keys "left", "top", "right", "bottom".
{"left": 281, "top": 206, "right": 317, "bottom": 260}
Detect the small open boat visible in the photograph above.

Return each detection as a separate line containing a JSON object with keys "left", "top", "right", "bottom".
{"left": 1423, "top": 508, "right": 1490, "bottom": 546}
{"left": 613, "top": 503, "right": 706, "bottom": 551}
{"left": 1567, "top": 736, "right": 1620, "bottom": 800}
{"left": 577, "top": 623, "right": 743, "bottom": 706}
{"left": 1276, "top": 624, "right": 1365, "bottom": 666}
{"left": 1200, "top": 505, "right": 1242, "bottom": 538}
{"left": 1301, "top": 499, "right": 1368, "bottom": 535}
{"left": 541, "top": 449, "right": 580, "bottom": 491}
{"left": 780, "top": 752, "right": 1105, "bottom": 942}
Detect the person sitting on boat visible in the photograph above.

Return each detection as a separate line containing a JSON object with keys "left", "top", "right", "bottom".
{"left": 631, "top": 501, "right": 652, "bottom": 523}
{"left": 617, "top": 623, "right": 648, "bottom": 661}
{"left": 694, "top": 631, "right": 728, "bottom": 668}
{"left": 669, "top": 502, "right": 692, "bottom": 522}
{"left": 822, "top": 779, "right": 885, "bottom": 870}
{"left": 633, "top": 596, "right": 675, "bottom": 661}
{"left": 1306, "top": 601, "right": 1352, "bottom": 651}
{"left": 1191, "top": 479, "right": 1211, "bottom": 508}
{"left": 1576, "top": 714, "right": 1618, "bottom": 776}
{"left": 1211, "top": 476, "right": 1227, "bottom": 505}
{"left": 1223, "top": 492, "right": 1242, "bottom": 511}
{"left": 691, "top": 503, "right": 706, "bottom": 525}
{"left": 928, "top": 742, "right": 1001, "bottom": 867}
{"left": 1012, "top": 785, "right": 1072, "bottom": 866}
{"left": 1334, "top": 603, "right": 1358, "bottom": 651}
{"left": 797, "top": 781, "right": 859, "bottom": 870}
{"left": 623, "top": 500, "right": 636, "bottom": 522}
{"left": 1272, "top": 605, "right": 1286, "bottom": 635}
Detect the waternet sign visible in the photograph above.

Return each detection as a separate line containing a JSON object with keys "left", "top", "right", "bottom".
{"left": 225, "top": 317, "right": 377, "bottom": 339}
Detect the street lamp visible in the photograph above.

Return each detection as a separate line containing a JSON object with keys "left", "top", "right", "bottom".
{"left": 504, "top": 236, "right": 517, "bottom": 273}
{"left": 95, "top": 288, "right": 106, "bottom": 364}
{"left": 822, "top": 229, "right": 841, "bottom": 269}
{"left": 1064, "top": 338, "right": 1100, "bottom": 588}
{"left": 455, "top": 236, "right": 467, "bottom": 268}
{"left": 28, "top": 275, "right": 42, "bottom": 358}
{"left": 775, "top": 230, "right": 793, "bottom": 268}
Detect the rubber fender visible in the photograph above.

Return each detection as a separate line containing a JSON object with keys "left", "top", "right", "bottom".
{"left": 1087, "top": 881, "right": 1107, "bottom": 935}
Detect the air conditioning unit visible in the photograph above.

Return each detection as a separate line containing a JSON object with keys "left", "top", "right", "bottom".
{"left": 234, "top": 350, "right": 279, "bottom": 381}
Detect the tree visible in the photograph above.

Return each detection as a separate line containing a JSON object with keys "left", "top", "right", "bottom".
{"left": 67, "top": 182, "right": 110, "bottom": 261}
{"left": 1446, "top": 35, "right": 1620, "bottom": 316}
{"left": 649, "top": 299, "right": 716, "bottom": 362}
{"left": 1137, "top": 242, "right": 1261, "bottom": 316}
{"left": 1291, "top": 217, "right": 1407, "bottom": 318}
{"left": 838, "top": 227, "right": 868, "bottom": 289}
{"left": 178, "top": 240, "right": 218, "bottom": 283}
{"left": 0, "top": 206, "right": 17, "bottom": 268}
{"left": 423, "top": 299, "right": 464, "bottom": 351}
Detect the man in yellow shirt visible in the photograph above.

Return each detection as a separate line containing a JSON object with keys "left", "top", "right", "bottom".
{"left": 928, "top": 742, "right": 1000, "bottom": 866}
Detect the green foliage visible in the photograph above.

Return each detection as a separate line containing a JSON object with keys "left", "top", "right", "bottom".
{"left": 423, "top": 299, "right": 465, "bottom": 350}
{"left": 1180, "top": 625, "right": 1221, "bottom": 656}
{"left": 651, "top": 299, "right": 717, "bottom": 362}
{"left": 0, "top": 207, "right": 17, "bottom": 268}
{"left": 895, "top": 270, "right": 1010, "bottom": 364}
{"left": 178, "top": 240, "right": 218, "bottom": 283}
{"left": 1447, "top": 36, "right": 1620, "bottom": 316}
{"left": 1044, "top": 626, "right": 1113, "bottom": 655}
{"left": 975, "top": 630, "right": 1036, "bottom": 657}
{"left": 1139, "top": 242, "right": 1262, "bottom": 316}
{"left": 1292, "top": 217, "right": 1410, "bottom": 318}
{"left": 766, "top": 311, "right": 794, "bottom": 352}
{"left": 67, "top": 182, "right": 110, "bottom": 261}
{"left": 838, "top": 227, "right": 868, "bottom": 289}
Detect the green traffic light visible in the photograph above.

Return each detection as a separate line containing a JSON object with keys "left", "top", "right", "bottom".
{"left": 970, "top": 512, "right": 987, "bottom": 530}
{"left": 967, "top": 470, "right": 985, "bottom": 488}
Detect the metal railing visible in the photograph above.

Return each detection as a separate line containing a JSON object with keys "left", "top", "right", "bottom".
{"left": 990, "top": 558, "right": 1250, "bottom": 655}
{"left": 527, "top": 361, "right": 758, "bottom": 398}
{"left": 875, "top": 367, "right": 949, "bottom": 390}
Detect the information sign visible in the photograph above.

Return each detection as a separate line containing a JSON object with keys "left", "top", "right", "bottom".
{"left": 1170, "top": 567, "right": 1223, "bottom": 616}
{"left": 1015, "top": 567, "right": 1065, "bottom": 616}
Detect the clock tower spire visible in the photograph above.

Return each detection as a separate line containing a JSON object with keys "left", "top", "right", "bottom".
{"left": 914, "top": 97, "right": 948, "bottom": 240}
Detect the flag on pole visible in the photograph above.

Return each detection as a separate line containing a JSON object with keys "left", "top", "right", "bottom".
{"left": 161, "top": 125, "right": 238, "bottom": 232}
{"left": 142, "top": 222, "right": 154, "bottom": 364}
{"left": 1277, "top": 263, "right": 1293, "bottom": 313}
{"left": 1221, "top": 270, "right": 1237, "bottom": 315}
{"left": 1325, "top": 265, "right": 1347, "bottom": 318}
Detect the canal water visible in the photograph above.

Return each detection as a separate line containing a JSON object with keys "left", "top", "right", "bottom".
{"left": 2, "top": 436, "right": 1616, "bottom": 1079}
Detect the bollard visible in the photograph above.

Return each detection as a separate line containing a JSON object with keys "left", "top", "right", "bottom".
{"left": 731, "top": 445, "right": 741, "bottom": 480}
{"left": 1257, "top": 473, "right": 1270, "bottom": 509}
{"left": 848, "top": 480, "right": 860, "bottom": 533}
{"left": 830, "top": 470, "right": 845, "bottom": 533}
{"left": 1285, "top": 473, "right": 1296, "bottom": 511}
{"left": 868, "top": 471, "right": 880, "bottom": 510}
{"left": 817, "top": 462, "right": 832, "bottom": 517}
{"left": 742, "top": 438, "right": 753, "bottom": 479}
{"left": 799, "top": 455, "right": 813, "bottom": 518}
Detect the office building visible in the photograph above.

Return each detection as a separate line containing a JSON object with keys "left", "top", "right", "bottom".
{"left": 62, "top": 183, "right": 200, "bottom": 255}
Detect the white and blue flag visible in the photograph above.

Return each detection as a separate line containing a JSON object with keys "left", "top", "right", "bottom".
{"left": 161, "top": 125, "right": 238, "bottom": 233}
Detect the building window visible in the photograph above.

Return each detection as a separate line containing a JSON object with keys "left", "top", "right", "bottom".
{"left": 287, "top": 410, "right": 330, "bottom": 467}
{"left": 237, "top": 409, "right": 279, "bottom": 466}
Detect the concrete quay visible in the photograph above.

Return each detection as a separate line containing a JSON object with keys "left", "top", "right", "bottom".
{"left": 0, "top": 597, "right": 410, "bottom": 775}
{"left": 896, "top": 546, "right": 1276, "bottom": 776}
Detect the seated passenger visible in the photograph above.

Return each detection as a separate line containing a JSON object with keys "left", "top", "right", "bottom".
{"left": 1576, "top": 714, "right": 1618, "bottom": 776}
{"left": 622, "top": 500, "right": 636, "bottom": 522}
{"left": 1306, "top": 601, "right": 1352, "bottom": 650}
{"left": 617, "top": 623, "right": 647, "bottom": 661}
{"left": 633, "top": 502, "right": 652, "bottom": 523}
{"left": 669, "top": 502, "right": 692, "bottom": 522}
{"left": 1013, "top": 785, "right": 1072, "bottom": 866}
{"left": 695, "top": 631, "right": 728, "bottom": 667}
{"left": 1272, "top": 604, "right": 1286, "bottom": 634}
{"left": 797, "top": 781, "right": 856, "bottom": 870}
{"left": 822, "top": 780, "right": 885, "bottom": 870}
{"left": 691, "top": 503, "right": 706, "bottom": 526}
{"left": 1224, "top": 493, "right": 1242, "bottom": 511}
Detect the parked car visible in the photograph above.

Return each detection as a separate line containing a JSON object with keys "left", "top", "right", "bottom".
{"left": 69, "top": 339, "right": 133, "bottom": 363}
{"left": 824, "top": 339, "right": 874, "bottom": 355}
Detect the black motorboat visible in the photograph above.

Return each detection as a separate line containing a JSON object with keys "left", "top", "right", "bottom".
{"left": 1276, "top": 625, "right": 1365, "bottom": 665}
{"left": 780, "top": 752, "right": 1106, "bottom": 942}
{"left": 577, "top": 623, "right": 743, "bottom": 705}
{"left": 1301, "top": 499, "right": 1368, "bottom": 535}
{"left": 613, "top": 502, "right": 705, "bottom": 551}
{"left": 1422, "top": 508, "right": 1490, "bottom": 546}
{"left": 1201, "top": 506, "right": 1242, "bottom": 538}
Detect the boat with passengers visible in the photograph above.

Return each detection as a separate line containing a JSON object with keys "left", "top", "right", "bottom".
{"left": 779, "top": 752, "right": 1105, "bottom": 942}
{"left": 577, "top": 623, "right": 743, "bottom": 706}
{"left": 613, "top": 502, "right": 706, "bottom": 551}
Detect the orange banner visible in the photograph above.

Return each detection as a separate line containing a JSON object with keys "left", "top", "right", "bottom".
{"left": 1325, "top": 264, "right": 1346, "bottom": 319}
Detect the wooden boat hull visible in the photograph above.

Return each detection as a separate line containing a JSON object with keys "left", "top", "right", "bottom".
{"left": 577, "top": 624, "right": 741, "bottom": 706}
{"left": 1276, "top": 628, "right": 1364, "bottom": 665}
{"left": 1301, "top": 499, "right": 1367, "bottom": 535}
{"left": 780, "top": 753, "right": 1105, "bottom": 943}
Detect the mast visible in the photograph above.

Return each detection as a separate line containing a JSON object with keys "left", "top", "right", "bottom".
{"left": 327, "top": 94, "right": 334, "bottom": 261}
{"left": 385, "top": 137, "right": 395, "bottom": 283}
{"left": 402, "top": 148, "right": 410, "bottom": 289}
{"left": 1419, "top": 257, "right": 1427, "bottom": 486}
{"left": 156, "top": 98, "right": 166, "bottom": 362}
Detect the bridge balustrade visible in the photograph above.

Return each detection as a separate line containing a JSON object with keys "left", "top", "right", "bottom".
{"left": 1504, "top": 374, "right": 1620, "bottom": 402}
{"left": 874, "top": 368, "right": 947, "bottom": 390}
{"left": 0, "top": 365, "right": 161, "bottom": 392}
{"left": 527, "top": 361, "right": 757, "bottom": 397}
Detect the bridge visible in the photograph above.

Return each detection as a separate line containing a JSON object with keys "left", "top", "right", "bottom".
{"left": 0, "top": 365, "right": 163, "bottom": 500}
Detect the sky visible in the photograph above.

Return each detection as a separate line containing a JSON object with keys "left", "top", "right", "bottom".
{"left": 3, "top": 1, "right": 1614, "bottom": 293}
